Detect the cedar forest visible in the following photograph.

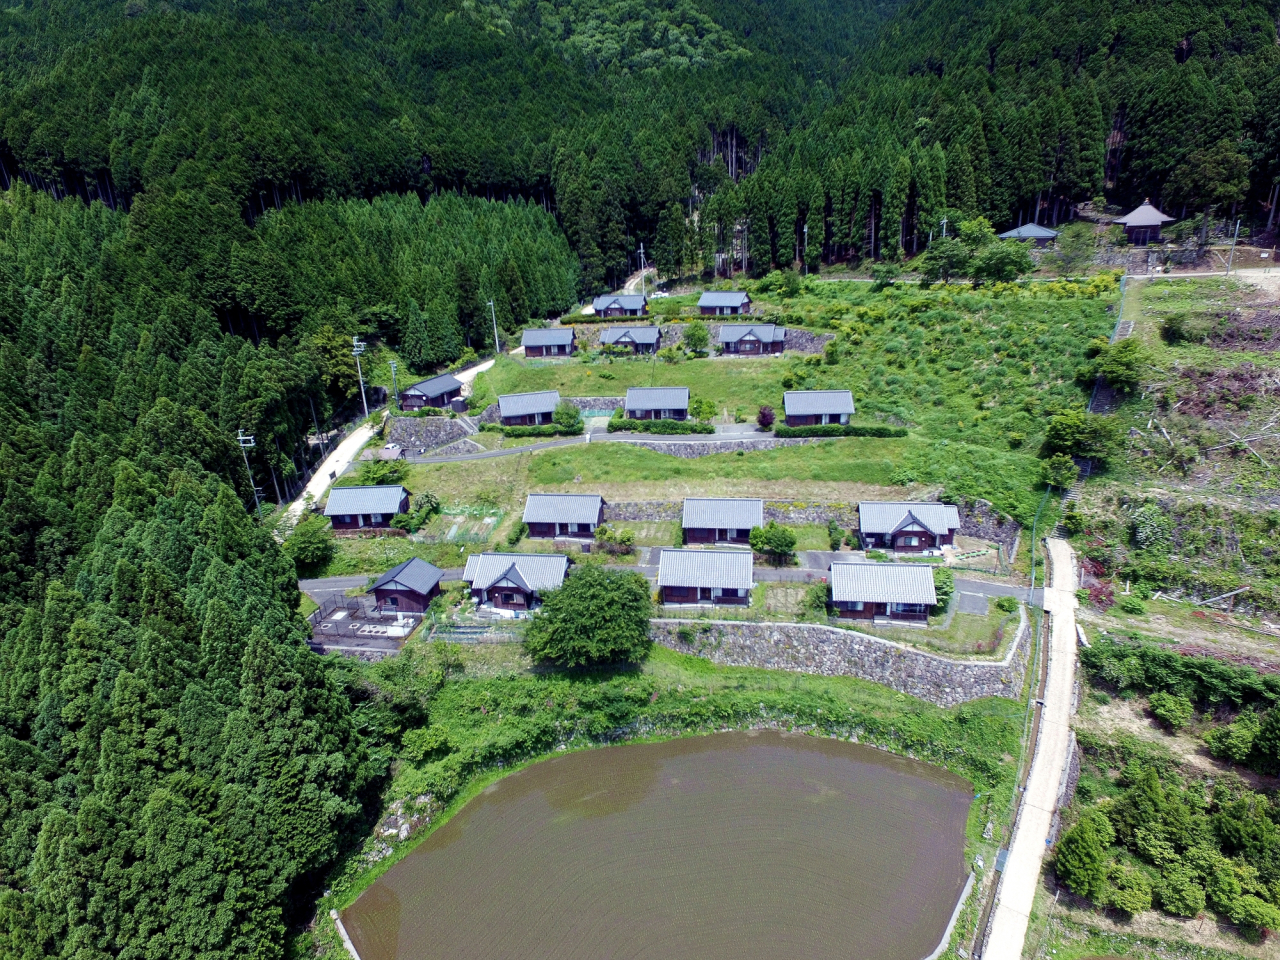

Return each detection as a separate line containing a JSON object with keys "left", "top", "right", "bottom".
{"left": 0, "top": 0, "right": 1278, "bottom": 956}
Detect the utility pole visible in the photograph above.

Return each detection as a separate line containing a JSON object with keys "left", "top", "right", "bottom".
{"left": 1226, "top": 218, "right": 1241, "bottom": 276}
{"left": 803, "top": 223, "right": 808, "bottom": 274}
{"left": 487, "top": 300, "right": 499, "bottom": 356}
{"left": 638, "top": 242, "right": 646, "bottom": 297}
{"left": 237, "top": 430, "right": 262, "bottom": 520}
{"left": 352, "top": 337, "right": 369, "bottom": 419}
{"left": 940, "top": 216, "right": 948, "bottom": 239}
{"left": 389, "top": 360, "right": 398, "bottom": 411}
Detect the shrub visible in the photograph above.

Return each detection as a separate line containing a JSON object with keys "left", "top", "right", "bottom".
{"left": 773, "top": 424, "right": 908, "bottom": 438}
{"left": 827, "top": 518, "right": 842, "bottom": 551}
{"left": 931, "top": 567, "right": 955, "bottom": 613}
{"left": 607, "top": 417, "right": 714, "bottom": 435}
{"left": 484, "top": 422, "right": 582, "bottom": 438}
{"left": 282, "top": 514, "right": 335, "bottom": 572}
{"left": 803, "top": 582, "right": 831, "bottom": 616}
{"left": 1107, "top": 865, "right": 1154, "bottom": 917}
{"left": 553, "top": 401, "right": 583, "bottom": 432}
{"left": 1042, "top": 409, "right": 1123, "bottom": 464}
{"left": 749, "top": 521, "right": 798, "bottom": 562}
{"left": 1041, "top": 454, "right": 1080, "bottom": 489}
{"left": 757, "top": 405, "right": 775, "bottom": 429}
{"left": 683, "top": 319, "right": 710, "bottom": 353}
{"left": 1055, "top": 812, "right": 1112, "bottom": 901}
{"left": 994, "top": 595, "right": 1018, "bottom": 614}
{"left": 1158, "top": 863, "right": 1206, "bottom": 917}
{"left": 355, "top": 459, "right": 408, "bottom": 485}
{"left": 1117, "top": 595, "right": 1146, "bottom": 615}
{"left": 1147, "top": 691, "right": 1193, "bottom": 731}
{"left": 507, "top": 521, "right": 528, "bottom": 546}
{"left": 523, "top": 566, "right": 653, "bottom": 667}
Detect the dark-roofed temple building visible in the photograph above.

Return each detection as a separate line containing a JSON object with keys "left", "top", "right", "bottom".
{"left": 371, "top": 557, "right": 445, "bottom": 612}
{"left": 324, "top": 485, "right": 410, "bottom": 531}
{"left": 1114, "top": 201, "right": 1174, "bottom": 245}
{"left": 522, "top": 493, "right": 605, "bottom": 539}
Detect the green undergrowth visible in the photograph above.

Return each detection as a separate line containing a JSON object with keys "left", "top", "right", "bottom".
{"left": 320, "top": 642, "right": 1024, "bottom": 913}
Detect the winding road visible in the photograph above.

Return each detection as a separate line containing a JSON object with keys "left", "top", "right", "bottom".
{"left": 982, "top": 536, "right": 1078, "bottom": 960}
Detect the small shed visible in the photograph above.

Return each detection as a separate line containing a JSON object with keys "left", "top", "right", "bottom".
{"left": 523, "top": 494, "right": 605, "bottom": 538}
{"left": 1114, "top": 201, "right": 1174, "bottom": 246}
{"left": 657, "top": 549, "right": 754, "bottom": 605}
{"left": 522, "top": 328, "right": 575, "bottom": 358}
{"left": 593, "top": 294, "right": 649, "bottom": 318}
{"left": 601, "top": 326, "right": 661, "bottom": 354}
{"left": 719, "top": 323, "right": 785, "bottom": 355}
{"left": 400, "top": 373, "right": 463, "bottom": 411}
{"left": 783, "top": 390, "right": 854, "bottom": 426}
{"left": 682, "top": 498, "right": 763, "bottom": 545}
{"left": 624, "top": 386, "right": 689, "bottom": 421}
{"left": 498, "top": 390, "right": 561, "bottom": 426}
{"left": 324, "top": 485, "right": 410, "bottom": 530}
{"left": 698, "top": 291, "right": 752, "bottom": 316}
{"left": 371, "top": 557, "right": 444, "bottom": 613}
{"left": 829, "top": 562, "right": 936, "bottom": 622}
{"left": 997, "top": 223, "right": 1059, "bottom": 247}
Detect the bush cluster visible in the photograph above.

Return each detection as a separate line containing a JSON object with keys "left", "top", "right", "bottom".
{"left": 773, "top": 424, "right": 908, "bottom": 438}
{"left": 607, "top": 415, "right": 715, "bottom": 435}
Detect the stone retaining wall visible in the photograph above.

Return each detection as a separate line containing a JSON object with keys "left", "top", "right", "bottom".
{"left": 957, "top": 498, "right": 1020, "bottom": 549}
{"left": 388, "top": 416, "right": 471, "bottom": 451}
{"left": 612, "top": 437, "right": 823, "bottom": 458}
{"left": 429, "top": 437, "right": 485, "bottom": 458}
{"left": 651, "top": 610, "right": 1029, "bottom": 707}
{"left": 565, "top": 396, "right": 624, "bottom": 412}
{"left": 604, "top": 498, "right": 859, "bottom": 525}
{"left": 604, "top": 501, "right": 682, "bottom": 522}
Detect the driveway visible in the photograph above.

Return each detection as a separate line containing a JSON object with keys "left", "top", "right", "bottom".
{"left": 286, "top": 423, "right": 377, "bottom": 526}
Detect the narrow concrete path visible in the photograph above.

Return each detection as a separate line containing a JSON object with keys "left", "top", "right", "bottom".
{"left": 285, "top": 423, "right": 377, "bottom": 526}
{"left": 983, "top": 537, "right": 1077, "bottom": 960}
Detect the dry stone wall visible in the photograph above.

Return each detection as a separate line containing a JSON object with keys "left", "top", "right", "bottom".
{"left": 651, "top": 610, "right": 1029, "bottom": 708}
{"left": 388, "top": 416, "right": 471, "bottom": 451}
{"left": 612, "top": 436, "right": 823, "bottom": 458}
{"left": 604, "top": 498, "right": 859, "bottom": 525}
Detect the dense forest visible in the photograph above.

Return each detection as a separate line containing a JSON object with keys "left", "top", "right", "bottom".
{"left": 0, "top": 0, "right": 1277, "bottom": 957}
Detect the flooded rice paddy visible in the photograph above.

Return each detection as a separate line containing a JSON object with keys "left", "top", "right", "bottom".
{"left": 343, "top": 730, "right": 972, "bottom": 960}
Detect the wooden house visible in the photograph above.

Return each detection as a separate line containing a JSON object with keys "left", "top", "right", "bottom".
{"left": 400, "top": 373, "right": 462, "bottom": 411}
{"left": 858, "top": 502, "right": 960, "bottom": 552}
{"left": 698, "top": 291, "right": 752, "bottom": 315}
{"left": 592, "top": 294, "right": 649, "bottom": 318}
{"left": 601, "top": 326, "right": 661, "bottom": 354}
{"left": 624, "top": 386, "right": 689, "bottom": 421}
{"left": 782, "top": 390, "right": 854, "bottom": 426}
{"left": 682, "top": 498, "right": 763, "bottom": 545}
{"left": 371, "top": 557, "right": 444, "bottom": 613}
{"left": 498, "top": 390, "right": 560, "bottom": 426}
{"left": 829, "top": 562, "right": 935, "bottom": 623}
{"left": 997, "top": 223, "right": 1059, "bottom": 247}
{"left": 522, "top": 328, "right": 575, "bottom": 357}
{"left": 522, "top": 494, "right": 605, "bottom": 539}
{"left": 463, "top": 552, "right": 569, "bottom": 612}
{"left": 324, "top": 485, "right": 409, "bottom": 531}
{"left": 657, "top": 549, "right": 753, "bottom": 605}
{"left": 718, "top": 323, "right": 786, "bottom": 355}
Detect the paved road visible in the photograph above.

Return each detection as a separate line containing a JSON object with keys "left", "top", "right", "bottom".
{"left": 286, "top": 423, "right": 378, "bottom": 526}
{"left": 983, "top": 537, "right": 1077, "bottom": 960}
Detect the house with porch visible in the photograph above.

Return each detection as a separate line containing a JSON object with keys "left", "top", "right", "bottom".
{"left": 463, "top": 552, "right": 569, "bottom": 613}
{"left": 324, "top": 485, "right": 410, "bottom": 531}
{"left": 719, "top": 323, "right": 786, "bottom": 355}
{"left": 601, "top": 326, "right": 661, "bottom": 354}
{"left": 1114, "top": 201, "right": 1174, "bottom": 245}
{"left": 657, "top": 549, "right": 754, "bottom": 605}
{"left": 829, "top": 561, "right": 936, "bottom": 623}
{"left": 698, "top": 291, "right": 752, "bottom": 315}
{"left": 523, "top": 493, "right": 605, "bottom": 539}
{"left": 522, "top": 328, "right": 576, "bottom": 357}
{"left": 371, "top": 557, "right": 444, "bottom": 613}
{"left": 400, "top": 373, "right": 462, "bottom": 411}
{"left": 624, "top": 386, "right": 689, "bottom": 421}
{"left": 682, "top": 498, "right": 763, "bottom": 545}
{"left": 593, "top": 294, "right": 649, "bottom": 317}
{"left": 997, "top": 223, "right": 1059, "bottom": 247}
{"left": 858, "top": 501, "right": 961, "bottom": 552}
{"left": 783, "top": 390, "right": 854, "bottom": 426}
{"left": 498, "top": 390, "right": 560, "bottom": 426}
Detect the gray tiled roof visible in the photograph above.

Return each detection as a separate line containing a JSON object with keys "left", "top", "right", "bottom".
{"left": 463, "top": 553, "right": 569, "bottom": 592}
{"left": 682, "top": 498, "right": 763, "bottom": 530}
{"left": 698, "top": 291, "right": 751, "bottom": 308}
{"left": 601, "top": 326, "right": 660, "bottom": 345}
{"left": 625, "top": 386, "right": 689, "bottom": 410}
{"left": 498, "top": 390, "right": 560, "bottom": 418}
{"left": 403, "top": 373, "right": 462, "bottom": 398}
{"left": 593, "top": 294, "right": 648, "bottom": 312}
{"left": 829, "top": 562, "right": 937, "bottom": 605}
{"left": 324, "top": 485, "right": 407, "bottom": 517}
{"left": 523, "top": 494, "right": 604, "bottom": 525}
{"left": 1114, "top": 201, "right": 1173, "bottom": 227}
{"left": 718, "top": 323, "right": 785, "bottom": 344}
{"left": 783, "top": 390, "right": 855, "bottom": 416}
{"left": 521, "top": 328, "right": 575, "bottom": 347}
{"left": 372, "top": 557, "right": 444, "bottom": 596}
{"left": 657, "top": 549, "right": 754, "bottom": 589}
{"left": 998, "top": 223, "right": 1059, "bottom": 240}
{"left": 858, "top": 501, "right": 961, "bottom": 537}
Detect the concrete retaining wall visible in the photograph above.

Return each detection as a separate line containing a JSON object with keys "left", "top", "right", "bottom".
{"left": 651, "top": 609, "right": 1029, "bottom": 708}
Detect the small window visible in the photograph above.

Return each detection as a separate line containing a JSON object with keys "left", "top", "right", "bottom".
{"left": 371, "top": 513, "right": 383, "bottom": 523}
{"left": 853, "top": 601, "right": 864, "bottom": 611}
{"left": 340, "top": 515, "right": 352, "bottom": 523}
{"left": 388, "top": 596, "right": 399, "bottom": 608}
{"left": 502, "top": 592, "right": 515, "bottom": 604}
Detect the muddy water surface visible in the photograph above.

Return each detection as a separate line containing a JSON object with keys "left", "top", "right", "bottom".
{"left": 343, "top": 730, "right": 971, "bottom": 960}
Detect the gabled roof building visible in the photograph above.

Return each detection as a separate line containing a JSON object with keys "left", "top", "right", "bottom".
{"left": 371, "top": 558, "right": 444, "bottom": 613}
{"left": 463, "top": 552, "right": 569, "bottom": 612}
{"left": 782, "top": 390, "right": 855, "bottom": 426}
{"left": 400, "top": 373, "right": 463, "bottom": 411}
{"left": 829, "top": 561, "right": 936, "bottom": 622}
{"left": 682, "top": 498, "right": 763, "bottom": 544}
{"left": 657, "top": 548, "right": 754, "bottom": 605}
{"left": 324, "top": 485, "right": 410, "bottom": 530}
{"left": 498, "top": 390, "right": 560, "bottom": 426}
{"left": 624, "top": 386, "right": 689, "bottom": 421}
{"left": 521, "top": 328, "right": 575, "bottom": 357}
{"left": 522, "top": 494, "right": 605, "bottom": 539}
{"left": 698, "top": 291, "right": 752, "bottom": 315}
{"left": 592, "top": 294, "right": 649, "bottom": 317}
{"left": 858, "top": 501, "right": 961, "bottom": 552}
{"left": 718, "top": 323, "right": 786, "bottom": 355}
{"left": 601, "top": 326, "right": 661, "bottom": 354}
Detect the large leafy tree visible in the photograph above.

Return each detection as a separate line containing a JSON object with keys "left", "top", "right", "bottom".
{"left": 524, "top": 566, "right": 653, "bottom": 667}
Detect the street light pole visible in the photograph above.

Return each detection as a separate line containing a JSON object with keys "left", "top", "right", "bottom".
{"left": 237, "top": 430, "right": 262, "bottom": 520}
{"left": 1226, "top": 218, "right": 1242, "bottom": 276}
{"left": 639, "top": 242, "right": 646, "bottom": 297}
{"left": 487, "top": 300, "right": 499, "bottom": 357}
{"left": 352, "top": 337, "right": 368, "bottom": 419}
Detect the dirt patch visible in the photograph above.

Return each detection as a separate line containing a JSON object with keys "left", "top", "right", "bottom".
{"left": 1173, "top": 363, "right": 1280, "bottom": 417}
{"left": 1205, "top": 311, "right": 1280, "bottom": 352}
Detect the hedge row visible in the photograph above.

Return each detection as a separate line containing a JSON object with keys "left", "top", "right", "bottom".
{"left": 479, "top": 423, "right": 584, "bottom": 437}
{"left": 607, "top": 417, "right": 715, "bottom": 435}
{"left": 773, "top": 424, "right": 908, "bottom": 438}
